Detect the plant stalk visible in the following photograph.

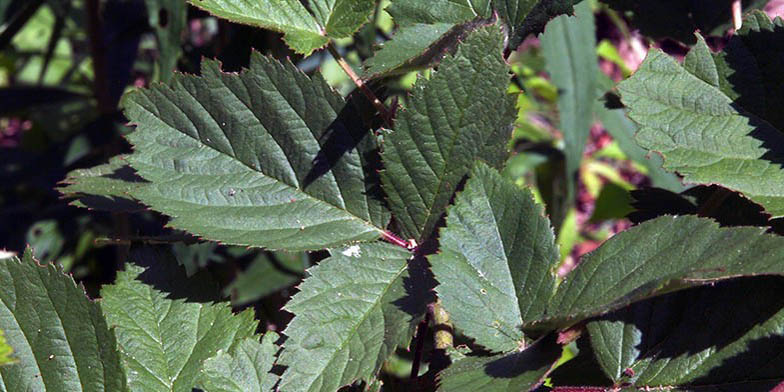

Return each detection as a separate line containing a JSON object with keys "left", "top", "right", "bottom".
{"left": 326, "top": 42, "right": 393, "bottom": 127}
{"left": 432, "top": 300, "right": 454, "bottom": 350}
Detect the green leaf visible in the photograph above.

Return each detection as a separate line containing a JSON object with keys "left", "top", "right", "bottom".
{"left": 101, "top": 263, "right": 258, "bottom": 392}
{"left": 436, "top": 334, "right": 561, "bottom": 392}
{"left": 199, "top": 333, "right": 280, "bottom": 392}
{"left": 501, "top": 0, "right": 584, "bottom": 49}
{"left": 618, "top": 14, "right": 784, "bottom": 217}
{"left": 540, "top": 0, "right": 597, "bottom": 208}
{"left": 370, "top": 0, "right": 580, "bottom": 77}
{"left": 186, "top": 0, "right": 325, "bottom": 54}
{"left": 186, "top": 0, "right": 373, "bottom": 55}
{"left": 58, "top": 156, "right": 146, "bottom": 212}
{"left": 278, "top": 242, "right": 428, "bottom": 392}
{"left": 542, "top": 215, "right": 784, "bottom": 328}
{"left": 0, "top": 249, "right": 127, "bottom": 391}
{"left": 386, "top": 0, "right": 488, "bottom": 26}
{"left": 585, "top": 277, "right": 784, "bottom": 390}
{"left": 145, "top": 0, "right": 186, "bottom": 82}
{"left": 0, "top": 329, "right": 12, "bottom": 366}
{"left": 123, "top": 52, "right": 390, "bottom": 251}
{"left": 308, "top": 0, "right": 376, "bottom": 38}
{"left": 381, "top": 26, "right": 515, "bottom": 242}
{"left": 430, "top": 162, "right": 558, "bottom": 352}
{"left": 594, "top": 97, "right": 683, "bottom": 192}
{"left": 361, "top": 22, "right": 454, "bottom": 78}
{"left": 224, "top": 250, "right": 307, "bottom": 306}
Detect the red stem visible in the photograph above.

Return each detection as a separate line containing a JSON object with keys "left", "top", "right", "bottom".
{"left": 381, "top": 230, "right": 410, "bottom": 249}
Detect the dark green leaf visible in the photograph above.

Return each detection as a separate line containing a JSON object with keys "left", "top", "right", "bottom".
{"left": 594, "top": 97, "right": 683, "bottom": 192}
{"left": 186, "top": 0, "right": 325, "bottom": 54}
{"left": 0, "top": 249, "right": 127, "bottom": 391}
{"left": 186, "top": 0, "right": 373, "bottom": 55}
{"left": 123, "top": 52, "right": 390, "bottom": 251}
{"left": 618, "top": 14, "right": 784, "bottom": 217}
{"left": 436, "top": 334, "right": 561, "bottom": 392}
{"left": 540, "top": 0, "right": 597, "bottom": 212}
{"left": 199, "top": 333, "right": 280, "bottom": 392}
{"left": 361, "top": 22, "right": 454, "bottom": 78}
{"left": 58, "top": 156, "right": 146, "bottom": 212}
{"left": 101, "top": 263, "right": 257, "bottom": 392}
{"left": 586, "top": 277, "right": 784, "bottom": 390}
{"left": 543, "top": 215, "right": 784, "bottom": 328}
{"left": 430, "top": 162, "right": 558, "bottom": 352}
{"left": 278, "top": 243, "right": 428, "bottom": 392}
{"left": 381, "top": 26, "right": 515, "bottom": 242}
{"left": 224, "top": 250, "right": 307, "bottom": 306}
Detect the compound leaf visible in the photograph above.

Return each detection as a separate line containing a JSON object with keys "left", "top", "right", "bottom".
{"left": 101, "top": 263, "right": 258, "bottom": 392}
{"left": 199, "top": 333, "right": 280, "bottom": 392}
{"left": 0, "top": 249, "right": 126, "bottom": 391}
{"left": 123, "top": 52, "right": 389, "bottom": 251}
{"left": 429, "top": 162, "right": 558, "bottom": 352}
{"left": 381, "top": 26, "right": 515, "bottom": 243}
{"left": 618, "top": 13, "right": 784, "bottom": 217}
{"left": 278, "top": 243, "right": 427, "bottom": 392}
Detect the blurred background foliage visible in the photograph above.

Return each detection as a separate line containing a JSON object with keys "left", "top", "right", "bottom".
{"left": 1, "top": 0, "right": 783, "bottom": 388}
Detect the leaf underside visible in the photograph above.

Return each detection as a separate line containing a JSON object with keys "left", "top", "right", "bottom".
{"left": 123, "top": 52, "right": 390, "bottom": 251}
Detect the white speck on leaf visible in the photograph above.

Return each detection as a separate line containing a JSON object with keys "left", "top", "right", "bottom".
{"left": 342, "top": 245, "right": 361, "bottom": 258}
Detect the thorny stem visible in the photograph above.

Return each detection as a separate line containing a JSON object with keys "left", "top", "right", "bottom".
{"left": 326, "top": 42, "right": 394, "bottom": 127}
{"left": 432, "top": 300, "right": 454, "bottom": 350}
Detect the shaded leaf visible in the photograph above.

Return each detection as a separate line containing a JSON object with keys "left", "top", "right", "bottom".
{"left": 430, "top": 162, "right": 558, "bottom": 352}
{"left": 586, "top": 277, "right": 784, "bottom": 390}
{"left": 123, "top": 52, "right": 389, "bottom": 251}
{"left": 385, "top": 0, "right": 488, "bottom": 27}
{"left": 381, "top": 26, "right": 515, "bottom": 242}
{"left": 0, "top": 249, "right": 127, "bottom": 391}
{"left": 199, "top": 333, "right": 280, "bottom": 392}
{"left": 101, "top": 263, "right": 258, "bottom": 392}
{"left": 618, "top": 14, "right": 784, "bottom": 217}
{"left": 436, "top": 334, "right": 561, "bottom": 392}
{"left": 278, "top": 243, "right": 429, "bottom": 392}
{"left": 542, "top": 215, "right": 784, "bottom": 329}
{"left": 224, "top": 250, "right": 307, "bottom": 306}
{"left": 540, "top": 0, "right": 597, "bottom": 223}
{"left": 58, "top": 155, "right": 146, "bottom": 212}
{"left": 602, "top": 0, "right": 768, "bottom": 44}
{"left": 499, "top": 0, "right": 583, "bottom": 49}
